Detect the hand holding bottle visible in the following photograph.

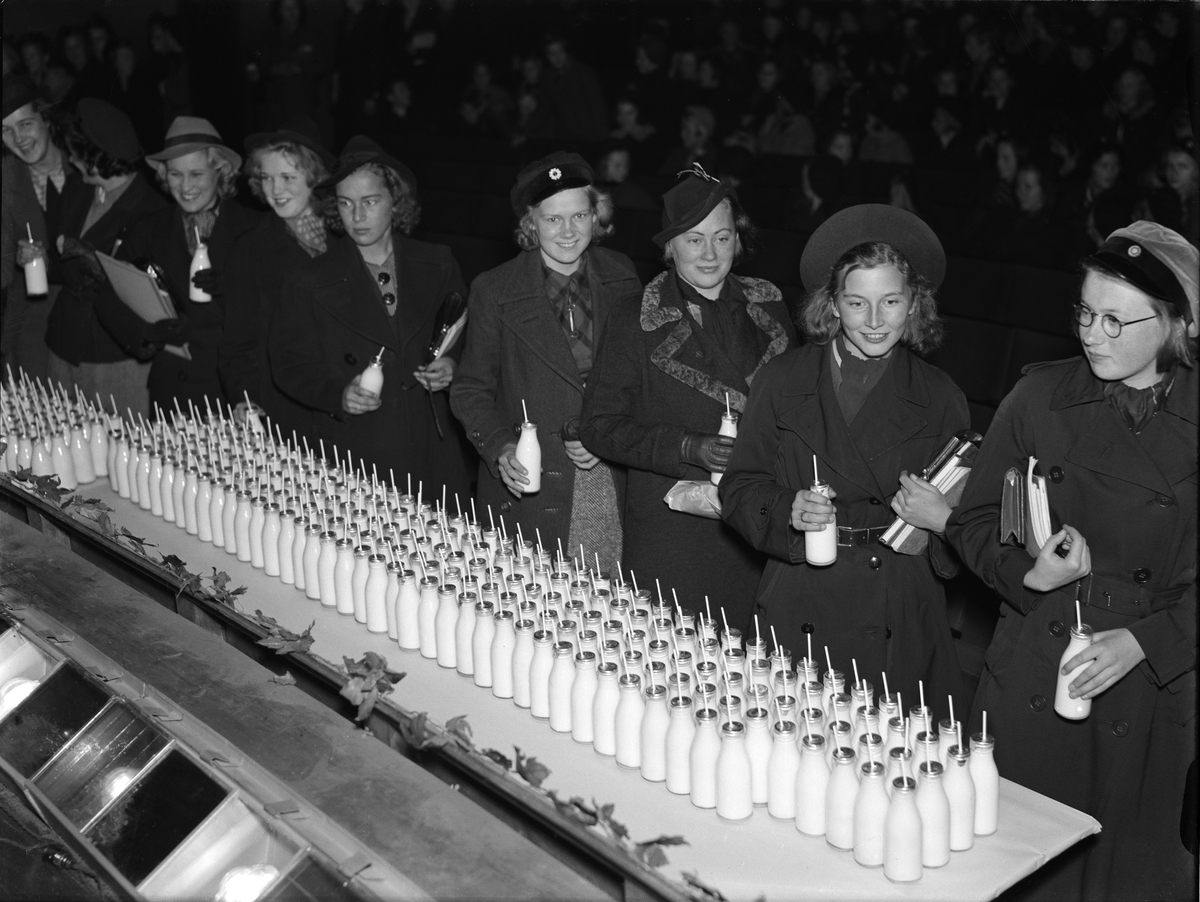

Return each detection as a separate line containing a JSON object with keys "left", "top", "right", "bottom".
{"left": 1062, "top": 628, "right": 1145, "bottom": 700}
{"left": 16, "top": 238, "right": 46, "bottom": 267}
{"left": 789, "top": 485, "right": 837, "bottom": 531}
{"left": 342, "top": 374, "right": 383, "bottom": 415}
{"left": 190, "top": 267, "right": 223, "bottom": 298}
{"left": 498, "top": 442, "right": 530, "bottom": 496}
{"left": 679, "top": 432, "right": 734, "bottom": 471}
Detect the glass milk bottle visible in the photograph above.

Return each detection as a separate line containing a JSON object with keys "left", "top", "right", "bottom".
{"left": 614, "top": 674, "right": 645, "bottom": 769}
{"left": 209, "top": 477, "right": 226, "bottom": 547}
{"left": 853, "top": 760, "right": 889, "bottom": 867}
{"left": 794, "top": 732, "right": 830, "bottom": 835}
{"left": 715, "top": 721, "right": 753, "bottom": 822}
{"left": 970, "top": 731, "right": 999, "bottom": 835}
{"left": 710, "top": 411, "right": 738, "bottom": 486}
{"left": 334, "top": 538, "right": 356, "bottom": 615}
{"left": 570, "top": 651, "right": 599, "bottom": 743}
{"left": 884, "top": 777, "right": 923, "bottom": 883}
{"left": 183, "top": 467, "right": 201, "bottom": 534}
{"left": 364, "top": 554, "right": 389, "bottom": 633}
{"left": 189, "top": 237, "right": 212, "bottom": 300}
{"left": 453, "top": 591, "right": 477, "bottom": 675}
{"left": 221, "top": 480, "right": 238, "bottom": 552}
{"left": 107, "top": 430, "right": 122, "bottom": 491}
{"left": 510, "top": 619, "right": 536, "bottom": 706}
{"left": 132, "top": 442, "right": 149, "bottom": 507}
{"left": 915, "top": 761, "right": 951, "bottom": 868}
{"left": 937, "top": 718, "right": 956, "bottom": 770}
{"left": 744, "top": 707, "right": 773, "bottom": 807}
{"left": 528, "top": 630, "right": 555, "bottom": 718}
{"left": 417, "top": 576, "right": 440, "bottom": 657}
{"left": 435, "top": 585, "right": 460, "bottom": 667}
{"left": 640, "top": 683, "right": 670, "bottom": 782}
{"left": 548, "top": 642, "right": 576, "bottom": 732}
{"left": 396, "top": 570, "right": 421, "bottom": 649}
{"left": 70, "top": 423, "right": 95, "bottom": 485}
{"left": 944, "top": 744, "right": 976, "bottom": 851}
{"left": 821, "top": 669, "right": 845, "bottom": 722}
{"left": 885, "top": 746, "right": 914, "bottom": 798}
{"left": 383, "top": 562, "right": 403, "bottom": 638}
{"left": 301, "top": 525, "right": 322, "bottom": 600}
{"left": 767, "top": 720, "right": 801, "bottom": 822}
{"left": 316, "top": 531, "right": 338, "bottom": 607}
{"left": 147, "top": 450, "right": 164, "bottom": 515}
{"left": 805, "top": 477, "right": 837, "bottom": 565}
{"left": 358, "top": 348, "right": 385, "bottom": 396}
{"left": 233, "top": 491, "right": 254, "bottom": 560}
{"left": 125, "top": 440, "right": 141, "bottom": 504}
{"left": 825, "top": 747, "right": 858, "bottom": 850}
{"left": 884, "top": 715, "right": 907, "bottom": 762}
{"left": 261, "top": 503, "right": 281, "bottom": 575}
{"left": 276, "top": 508, "right": 296, "bottom": 583}
{"left": 89, "top": 419, "right": 107, "bottom": 477}
{"left": 665, "top": 695, "right": 695, "bottom": 795}
{"left": 470, "top": 601, "right": 496, "bottom": 687}
{"left": 514, "top": 421, "right": 541, "bottom": 493}
{"left": 248, "top": 496, "right": 268, "bottom": 565}
{"left": 690, "top": 708, "right": 721, "bottom": 809}
{"left": 1054, "top": 624, "right": 1094, "bottom": 719}
{"left": 592, "top": 662, "right": 621, "bottom": 757}
{"left": 489, "top": 609, "right": 516, "bottom": 696}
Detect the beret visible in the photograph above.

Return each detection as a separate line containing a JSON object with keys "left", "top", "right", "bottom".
{"left": 799, "top": 203, "right": 946, "bottom": 291}
{"left": 510, "top": 151, "right": 593, "bottom": 216}
{"left": 319, "top": 134, "right": 417, "bottom": 194}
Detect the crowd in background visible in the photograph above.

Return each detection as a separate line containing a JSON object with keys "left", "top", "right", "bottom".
{"left": 3, "top": 0, "right": 1197, "bottom": 273}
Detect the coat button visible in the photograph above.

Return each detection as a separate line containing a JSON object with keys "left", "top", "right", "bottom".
{"left": 885, "top": 627, "right": 893, "bottom": 638}
{"left": 1156, "top": 494, "right": 1173, "bottom": 507}
{"left": 801, "top": 622, "right": 815, "bottom": 634}
{"left": 868, "top": 556, "right": 881, "bottom": 570}
{"left": 344, "top": 353, "right": 357, "bottom": 366}
{"left": 500, "top": 500, "right": 512, "bottom": 513}
{"left": 869, "top": 498, "right": 881, "bottom": 505}
{"left": 759, "top": 506, "right": 768, "bottom": 516}
{"left": 1133, "top": 568, "right": 1151, "bottom": 584}
{"left": 1049, "top": 466, "right": 1064, "bottom": 483}
{"left": 1048, "top": 620, "right": 1065, "bottom": 637}
{"left": 1029, "top": 695, "right": 1047, "bottom": 712}
{"left": 472, "top": 430, "right": 480, "bottom": 438}
{"left": 1112, "top": 721, "right": 1129, "bottom": 737}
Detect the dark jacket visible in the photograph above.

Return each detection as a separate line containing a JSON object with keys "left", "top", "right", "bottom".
{"left": 450, "top": 247, "right": 641, "bottom": 550}
{"left": 719, "top": 342, "right": 969, "bottom": 712}
{"left": 46, "top": 173, "right": 169, "bottom": 366}
{"left": 946, "top": 357, "right": 1196, "bottom": 902}
{"left": 580, "top": 270, "right": 795, "bottom": 623}
{"left": 93, "top": 199, "right": 262, "bottom": 414}
{"left": 219, "top": 214, "right": 321, "bottom": 443}
{"left": 270, "top": 233, "right": 473, "bottom": 498}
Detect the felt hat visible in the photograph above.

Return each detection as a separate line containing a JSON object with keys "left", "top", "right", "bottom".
{"left": 319, "top": 134, "right": 417, "bottom": 193}
{"left": 2, "top": 76, "right": 44, "bottom": 120}
{"left": 652, "top": 164, "right": 735, "bottom": 247}
{"left": 77, "top": 98, "right": 141, "bottom": 163}
{"left": 510, "top": 151, "right": 594, "bottom": 215}
{"left": 1089, "top": 221, "right": 1198, "bottom": 326}
{"left": 243, "top": 115, "right": 336, "bottom": 170}
{"left": 146, "top": 116, "right": 242, "bottom": 171}
{"left": 799, "top": 203, "right": 946, "bottom": 291}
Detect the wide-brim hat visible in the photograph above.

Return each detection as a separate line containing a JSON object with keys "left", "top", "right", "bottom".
{"left": 510, "top": 151, "right": 594, "bottom": 216}
{"left": 1089, "top": 221, "right": 1198, "bottom": 326}
{"left": 799, "top": 203, "right": 946, "bottom": 291}
{"left": 77, "top": 98, "right": 141, "bottom": 163}
{"left": 243, "top": 115, "right": 336, "bottom": 170}
{"left": 2, "top": 76, "right": 44, "bottom": 120}
{"left": 652, "top": 164, "right": 735, "bottom": 248}
{"left": 318, "top": 134, "right": 417, "bottom": 193}
{"left": 146, "top": 115, "right": 242, "bottom": 170}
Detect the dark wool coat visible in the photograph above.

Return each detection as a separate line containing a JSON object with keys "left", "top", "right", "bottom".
{"left": 219, "top": 214, "right": 321, "bottom": 443}
{"left": 93, "top": 199, "right": 262, "bottom": 415}
{"left": 46, "top": 173, "right": 169, "bottom": 365}
{"left": 580, "top": 270, "right": 795, "bottom": 623}
{"left": 719, "top": 342, "right": 969, "bottom": 714}
{"left": 947, "top": 357, "right": 1197, "bottom": 902}
{"left": 269, "top": 233, "right": 473, "bottom": 499}
{"left": 450, "top": 247, "right": 641, "bottom": 550}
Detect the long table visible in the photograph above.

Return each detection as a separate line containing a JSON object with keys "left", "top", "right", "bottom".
{"left": 1, "top": 476, "right": 1100, "bottom": 901}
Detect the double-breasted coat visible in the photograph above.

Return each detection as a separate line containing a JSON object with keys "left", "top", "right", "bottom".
{"left": 580, "top": 270, "right": 795, "bottom": 623}
{"left": 269, "top": 232, "right": 473, "bottom": 498}
{"left": 93, "top": 199, "right": 262, "bottom": 414}
{"left": 720, "top": 342, "right": 969, "bottom": 710}
{"left": 450, "top": 247, "right": 641, "bottom": 551}
{"left": 947, "top": 357, "right": 1197, "bottom": 902}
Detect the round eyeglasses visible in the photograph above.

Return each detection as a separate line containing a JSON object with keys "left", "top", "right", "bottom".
{"left": 1073, "top": 303, "right": 1156, "bottom": 339}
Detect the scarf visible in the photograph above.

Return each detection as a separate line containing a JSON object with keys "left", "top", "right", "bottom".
{"left": 1104, "top": 373, "right": 1173, "bottom": 434}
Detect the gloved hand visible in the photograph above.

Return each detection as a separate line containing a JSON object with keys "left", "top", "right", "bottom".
{"left": 680, "top": 432, "right": 735, "bottom": 472}
{"left": 191, "top": 267, "right": 223, "bottom": 297}
{"left": 145, "top": 317, "right": 187, "bottom": 345}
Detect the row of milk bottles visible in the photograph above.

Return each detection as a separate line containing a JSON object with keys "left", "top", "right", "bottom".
{"left": 0, "top": 395, "right": 111, "bottom": 491}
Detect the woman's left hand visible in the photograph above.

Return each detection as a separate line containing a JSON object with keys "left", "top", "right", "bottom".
{"left": 415, "top": 357, "right": 455, "bottom": 392}
{"left": 1063, "top": 628, "right": 1146, "bottom": 699}
{"left": 890, "top": 470, "right": 952, "bottom": 533}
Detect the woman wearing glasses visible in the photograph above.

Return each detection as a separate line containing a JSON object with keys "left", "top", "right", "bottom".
{"left": 270, "top": 136, "right": 472, "bottom": 497}
{"left": 947, "top": 222, "right": 1197, "bottom": 901}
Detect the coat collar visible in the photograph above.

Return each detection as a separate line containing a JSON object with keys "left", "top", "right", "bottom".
{"left": 640, "top": 270, "right": 791, "bottom": 410}
{"left": 310, "top": 235, "right": 402, "bottom": 355}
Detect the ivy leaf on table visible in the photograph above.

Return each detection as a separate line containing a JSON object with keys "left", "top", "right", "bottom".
{"left": 513, "top": 746, "right": 551, "bottom": 789}
{"left": 339, "top": 653, "right": 405, "bottom": 722}
{"left": 479, "top": 748, "right": 513, "bottom": 770}
{"left": 680, "top": 871, "right": 728, "bottom": 902}
{"left": 633, "top": 835, "right": 688, "bottom": 869}
{"left": 396, "top": 711, "right": 449, "bottom": 750}
{"left": 546, "top": 792, "right": 598, "bottom": 827}
{"left": 444, "top": 714, "right": 473, "bottom": 750}
{"left": 255, "top": 618, "right": 315, "bottom": 655}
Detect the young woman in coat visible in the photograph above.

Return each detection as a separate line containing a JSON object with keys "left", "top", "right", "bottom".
{"left": 269, "top": 137, "right": 473, "bottom": 499}
{"left": 946, "top": 222, "right": 1197, "bottom": 902}
{"left": 580, "top": 167, "right": 795, "bottom": 624}
{"left": 450, "top": 152, "right": 641, "bottom": 568}
{"left": 720, "top": 205, "right": 968, "bottom": 714}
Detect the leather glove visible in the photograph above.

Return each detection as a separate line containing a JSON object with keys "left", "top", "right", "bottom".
{"left": 680, "top": 432, "right": 735, "bottom": 472}
{"left": 561, "top": 416, "right": 581, "bottom": 442}
{"left": 191, "top": 267, "right": 223, "bottom": 297}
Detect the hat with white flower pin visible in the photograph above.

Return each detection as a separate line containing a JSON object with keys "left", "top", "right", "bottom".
{"left": 510, "top": 151, "right": 594, "bottom": 215}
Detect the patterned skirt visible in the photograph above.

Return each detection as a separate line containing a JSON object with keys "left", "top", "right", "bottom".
{"left": 566, "top": 462, "right": 623, "bottom": 576}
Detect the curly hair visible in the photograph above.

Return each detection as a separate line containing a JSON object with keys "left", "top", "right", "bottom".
{"left": 1080, "top": 259, "right": 1195, "bottom": 371}
{"left": 63, "top": 117, "right": 139, "bottom": 179}
{"left": 514, "top": 185, "right": 614, "bottom": 251}
{"left": 324, "top": 162, "right": 421, "bottom": 237}
{"left": 661, "top": 195, "right": 757, "bottom": 266}
{"left": 245, "top": 140, "right": 330, "bottom": 204}
{"left": 152, "top": 146, "right": 239, "bottom": 202}
{"left": 799, "top": 241, "right": 944, "bottom": 354}
{"left": 1, "top": 98, "right": 70, "bottom": 158}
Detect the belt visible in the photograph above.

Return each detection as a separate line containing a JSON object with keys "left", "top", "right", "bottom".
{"left": 837, "top": 526, "right": 888, "bottom": 547}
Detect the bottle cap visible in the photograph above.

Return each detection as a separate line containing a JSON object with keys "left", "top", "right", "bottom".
{"left": 670, "top": 695, "right": 694, "bottom": 711}
{"left": 891, "top": 776, "right": 916, "bottom": 793}
{"left": 574, "top": 650, "right": 596, "bottom": 665}
{"left": 618, "top": 673, "right": 642, "bottom": 689}
{"left": 720, "top": 721, "right": 745, "bottom": 737}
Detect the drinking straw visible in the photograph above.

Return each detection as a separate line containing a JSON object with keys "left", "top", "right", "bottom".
{"left": 949, "top": 695, "right": 956, "bottom": 740}
{"left": 806, "top": 633, "right": 813, "bottom": 672}
{"left": 813, "top": 454, "right": 819, "bottom": 483}
{"left": 1076, "top": 597, "right": 1083, "bottom": 632}
{"left": 521, "top": 399, "right": 529, "bottom": 422}
{"left": 882, "top": 672, "right": 891, "bottom": 707}
{"left": 754, "top": 615, "right": 762, "bottom": 662}
{"left": 824, "top": 645, "right": 833, "bottom": 680}
{"left": 956, "top": 722, "right": 962, "bottom": 756}
{"left": 721, "top": 608, "right": 731, "bottom": 643}
{"left": 853, "top": 658, "right": 861, "bottom": 691}
{"left": 705, "top": 596, "right": 713, "bottom": 625}
{"left": 725, "top": 391, "right": 731, "bottom": 419}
